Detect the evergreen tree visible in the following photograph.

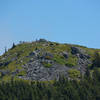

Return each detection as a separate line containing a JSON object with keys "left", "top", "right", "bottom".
{"left": 4, "top": 46, "right": 7, "bottom": 53}
{"left": 91, "top": 51, "right": 100, "bottom": 68}
{"left": 11, "top": 43, "right": 16, "bottom": 49}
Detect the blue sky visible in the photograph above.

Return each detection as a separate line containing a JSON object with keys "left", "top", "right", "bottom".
{"left": 0, "top": 0, "right": 100, "bottom": 55}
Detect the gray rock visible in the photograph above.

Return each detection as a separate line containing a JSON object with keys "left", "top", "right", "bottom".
{"left": 20, "top": 59, "right": 71, "bottom": 81}
{"left": 38, "top": 39, "right": 47, "bottom": 42}
{"left": 71, "top": 47, "right": 85, "bottom": 55}
{"left": 79, "top": 53, "right": 90, "bottom": 59}
{"left": 71, "top": 47, "right": 90, "bottom": 60}
{"left": 77, "top": 55, "right": 92, "bottom": 74}
{"left": 0, "top": 70, "right": 10, "bottom": 76}
{"left": 62, "top": 52, "right": 69, "bottom": 59}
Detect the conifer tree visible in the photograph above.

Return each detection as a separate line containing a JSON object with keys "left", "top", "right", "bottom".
{"left": 11, "top": 43, "right": 16, "bottom": 49}
{"left": 92, "top": 51, "right": 100, "bottom": 68}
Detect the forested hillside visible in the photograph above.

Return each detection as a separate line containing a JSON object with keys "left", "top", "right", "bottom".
{"left": 0, "top": 69, "right": 100, "bottom": 100}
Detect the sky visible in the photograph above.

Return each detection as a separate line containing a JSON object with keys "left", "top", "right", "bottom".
{"left": 0, "top": 0, "right": 100, "bottom": 55}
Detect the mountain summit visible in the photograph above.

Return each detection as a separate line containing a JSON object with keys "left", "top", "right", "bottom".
{"left": 0, "top": 39, "right": 99, "bottom": 81}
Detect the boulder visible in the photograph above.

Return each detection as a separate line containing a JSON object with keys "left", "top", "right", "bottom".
{"left": 71, "top": 47, "right": 85, "bottom": 54}
{"left": 71, "top": 47, "right": 90, "bottom": 59}
{"left": 38, "top": 39, "right": 47, "bottom": 42}
{"left": 62, "top": 52, "right": 69, "bottom": 59}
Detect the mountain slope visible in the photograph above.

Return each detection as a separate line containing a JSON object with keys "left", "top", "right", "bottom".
{"left": 0, "top": 39, "right": 100, "bottom": 81}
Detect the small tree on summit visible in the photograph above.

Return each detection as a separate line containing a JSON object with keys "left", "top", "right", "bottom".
{"left": 5, "top": 46, "right": 7, "bottom": 53}
{"left": 11, "top": 43, "right": 16, "bottom": 49}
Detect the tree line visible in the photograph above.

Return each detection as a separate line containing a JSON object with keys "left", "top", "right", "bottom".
{"left": 0, "top": 51, "right": 100, "bottom": 100}
{"left": 0, "top": 68, "right": 100, "bottom": 100}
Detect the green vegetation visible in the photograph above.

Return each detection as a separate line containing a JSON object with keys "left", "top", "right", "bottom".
{"left": 53, "top": 44, "right": 71, "bottom": 53}
{"left": 11, "top": 43, "right": 16, "bottom": 49}
{"left": 91, "top": 51, "right": 100, "bottom": 68}
{"left": 7, "top": 61, "right": 17, "bottom": 71}
{"left": 17, "top": 70, "right": 27, "bottom": 76}
{"left": 45, "top": 55, "right": 52, "bottom": 60}
{"left": 66, "top": 55, "right": 78, "bottom": 67}
{"left": 53, "top": 54, "right": 78, "bottom": 67}
{"left": 0, "top": 72, "right": 2, "bottom": 77}
{"left": 68, "top": 69, "right": 80, "bottom": 78}
{"left": 53, "top": 55, "right": 67, "bottom": 65}
{"left": 42, "top": 62, "right": 52, "bottom": 68}
{"left": 2, "top": 75, "right": 12, "bottom": 82}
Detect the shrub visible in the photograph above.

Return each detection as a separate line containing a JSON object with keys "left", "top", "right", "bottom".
{"left": 66, "top": 57, "right": 78, "bottom": 67}
{"left": 42, "top": 62, "right": 52, "bottom": 68}
{"left": 53, "top": 55, "right": 67, "bottom": 65}
{"left": 11, "top": 43, "right": 16, "bottom": 49}
{"left": 68, "top": 69, "right": 80, "bottom": 78}
{"left": 2, "top": 75, "right": 12, "bottom": 82}
{"left": 92, "top": 51, "right": 100, "bottom": 68}
{"left": 17, "top": 71, "right": 26, "bottom": 76}
{"left": 45, "top": 56, "right": 52, "bottom": 60}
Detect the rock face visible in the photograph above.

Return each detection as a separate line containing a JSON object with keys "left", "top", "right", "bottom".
{"left": 71, "top": 47, "right": 85, "bottom": 54}
{"left": 71, "top": 47, "right": 91, "bottom": 74}
{"left": 71, "top": 47, "right": 90, "bottom": 58}
{"left": 22, "top": 61, "right": 69, "bottom": 81}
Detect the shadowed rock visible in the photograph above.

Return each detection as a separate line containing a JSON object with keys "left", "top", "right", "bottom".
{"left": 71, "top": 47, "right": 85, "bottom": 54}
{"left": 62, "top": 52, "right": 69, "bottom": 59}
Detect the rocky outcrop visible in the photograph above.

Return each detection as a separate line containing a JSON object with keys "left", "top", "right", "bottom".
{"left": 71, "top": 47, "right": 85, "bottom": 54}
{"left": 71, "top": 47, "right": 90, "bottom": 60}
{"left": 21, "top": 60, "right": 69, "bottom": 81}
{"left": 37, "top": 39, "right": 48, "bottom": 42}
{"left": 71, "top": 47, "right": 91, "bottom": 74}
{"left": 77, "top": 54, "right": 91, "bottom": 74}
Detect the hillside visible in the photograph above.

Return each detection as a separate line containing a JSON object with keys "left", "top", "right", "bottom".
{"left": 0, "top": 39, "right": 100, "bottom": 82}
